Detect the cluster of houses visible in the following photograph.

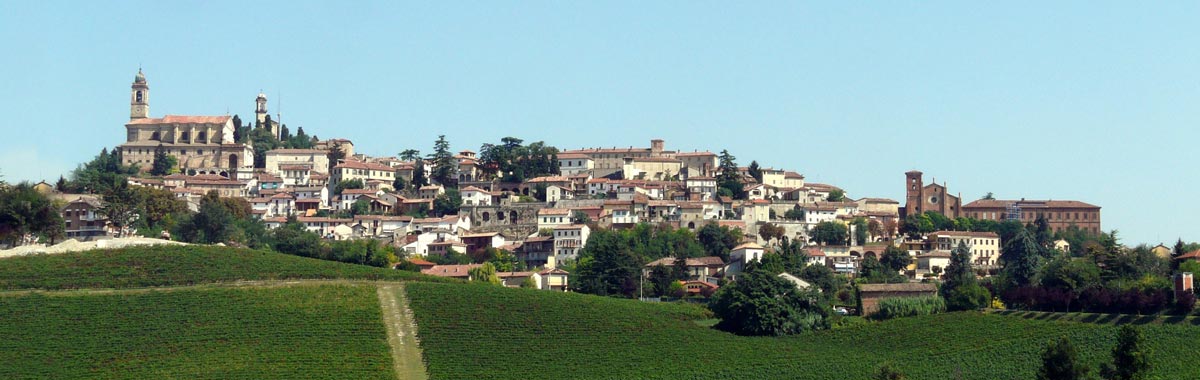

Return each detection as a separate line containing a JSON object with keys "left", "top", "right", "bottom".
{"left": 44, "top": 134, "right": 1124, "bottom": 294}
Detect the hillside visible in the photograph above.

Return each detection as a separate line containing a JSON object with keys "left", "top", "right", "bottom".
{"left": 0, "top": 283, "right": 395, "bottom": 379}
{"left": 0, "top": 245, "right": 451, "bottom": 290}
{"left": 405, "top": 282, "right": 1200, "bottom": 380}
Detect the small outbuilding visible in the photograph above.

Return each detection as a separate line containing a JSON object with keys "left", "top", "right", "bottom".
{"left": 857, "top": 283, "right": 938, "bottom": 317}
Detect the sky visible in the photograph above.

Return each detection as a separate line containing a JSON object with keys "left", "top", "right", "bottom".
{"left": 1, "top": 1, "right": 1196, "bottom": 245}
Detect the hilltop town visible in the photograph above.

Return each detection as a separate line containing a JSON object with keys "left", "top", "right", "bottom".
{"left": 3, "top": 70, "right": 1142, "bottom": 295}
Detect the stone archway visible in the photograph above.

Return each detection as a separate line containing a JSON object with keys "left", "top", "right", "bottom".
{"left": 510, "top": 210, "right": 519, "bottom": 224}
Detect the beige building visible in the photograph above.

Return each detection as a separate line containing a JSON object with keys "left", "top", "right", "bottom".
{"left": 331, "top": 160, "right": 397, "bottom": 186}
{"left": 623, "top": 157, "right": 683, "bottom": 181}
{"left": 675, "top": 151, "right": 718, "bottom": 178}
{"left": 265, "top": 149, "right": 330, "bottom": 178}
{"left": 927, "top": 230, "right": 1001, "bottom": 267}
{"left": 118, "top": 70, "right": 254, "bottom": 176}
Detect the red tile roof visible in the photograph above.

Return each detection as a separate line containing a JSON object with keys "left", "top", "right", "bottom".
{"left": 127, "top": 115, "right": 232, "bottom": 125}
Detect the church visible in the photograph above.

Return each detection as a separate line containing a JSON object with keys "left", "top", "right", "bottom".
{"left": 117, "top": 69, "right": 256, "bottom": 178}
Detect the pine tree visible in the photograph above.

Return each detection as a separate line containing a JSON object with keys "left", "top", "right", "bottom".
{"left": 716, "top": 150, "right": 743, "bottom": 199}
{"left": 1001, "top": 228, "right": 1041, "bottom": 289}
{"left": 150, "top": 144, "right": 172, "bottom": 176}
{"left": 412, "top": 159, "right": 429, "bottom": 189}
{"left": 747, "top": 160, "right": 763, "bottom": 184}
{"left": 1101, "top": 325, "right": 1150, "bottom": 380}
{"left": 429, "top": 135, "right": 456, "bottom": 186}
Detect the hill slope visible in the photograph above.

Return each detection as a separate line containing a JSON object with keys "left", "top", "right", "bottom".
{"left": 0, "top": 283, "right": 394, "bottom": 379}
{"left": 405, "top": 282, "right": 1200, "bottom": 380}
{"left": 0, "top": 245, "right": 450, "bottom": 290}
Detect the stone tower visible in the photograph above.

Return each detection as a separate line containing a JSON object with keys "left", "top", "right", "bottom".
{"left": 904, "top": 170, "right": 924, "bottom": 217}
{"left": 255, "top": 92, "right": 268, "bottom": 125}
{"left": 130, "top": 69, "right": 149, "bottom": 120}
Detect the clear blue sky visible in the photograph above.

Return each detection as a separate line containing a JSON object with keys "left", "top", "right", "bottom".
{"left": 1, "top": 1, "right": 1196, "bottom": 245}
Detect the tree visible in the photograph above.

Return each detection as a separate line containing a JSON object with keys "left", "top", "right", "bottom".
{"left": 571, "top": 210, "right": 592, "bottom": 225}
{"left": 326, "top": 141, "right": 346, "bottom": 174}
{"left": 350, "top": 198, "right": 370, "bottom": 216}
{"left": 810, "top": 221, "right": 848, "bottom": 246}
{"left": 873, "top": 363, "right": 906, "bottom": 380}
{"left": 709, "top": 264, "right": 831, "bottom": 336}
{"left": 175, "top": 191, "right": 236, "bottom": 244}
{"left": 1000, "top": 228, "right": 1042, "bottom": 289}
{"left": 333, "top": 179, "right": 364, "bottom": 195}
{"left": 716, "top": 150, "right": 745, "bottom": 199}
{"left": 1034, "top": 215, "right": 1053, "bottom": 253}
{"left": 0, "top": 183, "right": 65, "bottom": 246}
{"left": 432, "top": 188, "right": 462, "bottom": 217}
{"left": 981, "top": 192, "right": 995, "bottom": 200}
{"left": 520, "top": 275, "right": 538, "bottom": 289}
{"left": 1101, "top": 325, "right": 1150, "bottom": 380}
{"left": 851, "top": 217, "right": 869, "bottom": 245}
{"left": 398, "top": 149, "right": 421, "bottom": 162}
{"left": 99, "top": 181, "right": 142, "bottom": 236}
{"left": 826, "top": 189, "right": 845, "bottom": 202}
{"left": 784, "top": 207, "right": 805, "bottom": 221}
{"left": 879, "top": 245, "right": 912, "bottom": 273}
{"left": 758, "top": 223, "right": 785, "bottom": 245}
{"left": 648, "top": 264, "right": 675, "bottom": 297}
{"left": 134, "top": 186, "right": 187, "bottom": 231}
{"left": 747, "top": 160, "right": 763, "bottom": 184}
{"left": 468, "top": 262, "right": 501, "bottom": 285}
{"left": 940, "top": 242, "right": 990, "bottom": 311}
{"left": 149, "top": 144, "right": 175, "bottom": 176}
{"left": 411, "top": 159, "right": 429, "bottom": 189}
{"left": 799, "top": 263, "right": 839, "bottom": 296}
{"left": 698, "top": 223, "right": 742, "bottom": 262}
{"left": 392, "top": 175, "right": 407, "bottom": 192}
{"left": 1037, "top": 336, "right": 1091, "bottom": 380}
{"left": 429, "top": 135, "right": 456, "bottom": 186}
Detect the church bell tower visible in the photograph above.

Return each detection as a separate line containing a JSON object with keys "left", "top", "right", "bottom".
{"left": 255, "top": 92, "right": 268, "bottom": 125}
{"left": 130, "top": 69, "right": 149, "bottom": 120}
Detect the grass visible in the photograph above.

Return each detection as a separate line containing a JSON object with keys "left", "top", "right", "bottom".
{"left": 406, "top": 282, "right": 1200, "bottom": 380}
{"left": 0, "top": 245, "right": 454, "bottom": 290}
{"left": 0, "top": 284, "right": 395, "bottom": 379}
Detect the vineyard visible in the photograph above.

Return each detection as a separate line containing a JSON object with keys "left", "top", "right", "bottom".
{"left": 0, "top": 245, "right": 454, "bottom": 290}
{"left": 406, "top": 282, "right": 1200, "bottom": 380}
{"left": 0, "top": 284, "right": 395, "bottom": 379}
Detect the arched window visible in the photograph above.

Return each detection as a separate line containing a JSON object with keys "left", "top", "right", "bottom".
{"left": 481, "top": 212, "right": 490, "bottom": 222}
{"left": 150, "top": 131, "right": 160, "bottom": 141}
{"left": 228, "top": 155, "right": 239, "bottom": 168}
{"left": 510, "top": 211, "right": 519, "bottom": 224}
{"left": 136, "top": 91, "right": 143, "bottom": 103}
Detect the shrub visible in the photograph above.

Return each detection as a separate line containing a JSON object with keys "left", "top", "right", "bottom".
{"left": 1171, "top": 292, "right": 1195, "bottom": 315}
{"left": 872, "top": 296, "right": 946, "bottom": 321}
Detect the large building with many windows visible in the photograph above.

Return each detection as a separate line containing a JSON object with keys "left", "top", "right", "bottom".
{"left": 961, "top": 199, "right": 1101, "bottom": 234}
{"left": 117, "top": 70, "right": 254, "bottom": 177}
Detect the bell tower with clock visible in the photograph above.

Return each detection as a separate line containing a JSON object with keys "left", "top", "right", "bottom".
{"left": 130, "top": 69, "right": 150, "bottom": 120}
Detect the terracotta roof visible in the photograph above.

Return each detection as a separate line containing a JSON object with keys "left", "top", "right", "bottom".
{"left": 859, "top": 283, "right": 937, "bottom": 293}
{"left": 538, "top": 208, "right": 571, "bottom": 216}
{"left": 806, "top": 248, "right": 826, "bottom": 257}
{"left": 961, "top": 199, "right": 1100, "bottom": 209}
{"left": 407, "top": 258, "right": 435, "bottom": 266}
{"left": 341, "top": 189, "right": 378, "bottom": 195}
{"left": 422, "top": 264, "right": 482, "bottom": 278}
{"left": 127, "top": 115, "right": 231, "bottom": 125}
{"left": 784, "top": 171, "right": 805, "bottom": 180}
{"left": 929, "top": 230, "right": 1000, "bottom": 238}
{"left": 460, "top": 186, "right": 489, "bottom": 193}
{"left": 686, "top": 176, "right": 715, "bottom": 181}
{"left": 553, "top": 224, "right": 587, "bottom": 230}
{"left": 631, "top": 157, "right": 681, "bottom": 163}
{"left": 675, "top": 151, "right": 716, "bottom": 157}
{"left": 918, "top": 251, "right": 953, "bottom": 258}
{"left": 858, "top": 197, "right": 899, "bottom": 204}
{"left": 539, "top": 268, "right": 569, "bottom": 275}
{"left": 732, "top": 242, "right": 764, "bottom": 251}
{"left": 557, "top": 153, "right": 590, "bottom": 160}
{"left": 526, "top": 176, "right": 571, "bottom": 183}
{"left": 496, "top": 271, "right": 535, "bottom": 279}
{"left": 1174, "top": 250, "right": 1200, "bottom": 260}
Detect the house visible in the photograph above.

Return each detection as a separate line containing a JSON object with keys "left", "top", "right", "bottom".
{"left": 684, "top": 176, "right": 717, "bottom": 201}
{"left": 725, "top": 242, "right": 766, "bottom": 277}
{"left": 915, "top": 251, "right": 952, "bottom": 279}
{"left": 545, "top": 185, "right": 572, "bottom": 202}
{"left": 419, "top": 184, "right": 445, "bottom": 199}
{"left": 805, "top": 247, "right": 826, "bottom": 267}
{"left": 858, "top": 283, "right": 938, "bottom": 317}
{"left": 421, "top": 264, "right": 482, "bottom": 280}
{"left": 292, "top": 186, "right": 330, "bottom": 209}
{"left": 497, "top": 271, "right": 539, "bottom": 288}
{"left": 332, "top": 160, "right": 397, "bottom": 187}
{"left": 642, "top": 256, "right": 726, "bottom": 280}
{"left": 460, "top": 232, "right": 507, "bottom": 255}
{"left": 352, "top": 215, "right": 412, "bottom": 237}
{"left": 397, "top": 258, "right": 436, "bottom": 271}
{"left": 427, "top": 241, "right": 470, "bottom": 257}
{"left": 552, "top": 224, "right": 589, "bottom": 260}
{"left": 516, "top": 236, "right": 555, "bottom": 268}
{"left": 926, "top": 231, "right": 1001, "bottom": 268}
{"left": 1175, "top": 250, "right": 1200, "bottom": 263}
{"left": 557, "top": 153, "right": 594, "bottom": 176}
{"left": 682, "top": 280, "right": 719, "bottom": 297}
{"left": 537, "top": 208, "right": 572, "bottom": 231}
{"left": 265, "top": 148, "right": 330, "bottom": 179}
{"left": 61, "top": 197, "right": 109, "bottom": 240}
{"left": 539, "top": 267, "right": 569, "bottom": 291}
{"left": 460, "top": 186, "right": 496, "bottom": 206}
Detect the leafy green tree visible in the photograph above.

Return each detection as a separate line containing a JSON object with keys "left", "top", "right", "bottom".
{"left": 901, "top": 213, "right": 935, "bottom": 240}
{"left": 468, "top": 262, "right": 501, "bottom": 285}
{"left": 1039, "top": 255, "right": 1101, "bottom": 311}
{"left": 1101, "top": 325, "right": 1150, "bottom": 380}
{"left": 709, "top": 264, "right": 831, "bottom": 336}
{"left": 851, "top": 217, "right": 869, "bottom": 245}
{"left": 333, "top": 179, "right": 364, "bottom": 195}
{"left": 758, "top": 223, "right": 785, "bottom": 245}
{"left": 326, "top": 141, "right": 346, "bottom": 174}
{"left": 648, "top": 264, "right": 675, "bottom": 297}
{"left": 799, "top": 263, "right": 838, "bottom": 296}
{"left": 940, "top": 242, "right": 990, "bottom": 311}
{"left": 1000, "top": 228, "right": 1042, "bottom": 289}
{"left": 392, "top": 175, "right": 407, "bottom": 192}
{"left": 1034, "top": 215, "right": 1053, "bottom": 252}
{"left": 784, "top": 206, "right": 805, "bottom": 221}
{"left": 175, "top": 191, "right": 236, "bottom": 244}
{"left": 432, "top": 188, "right": 462, "bottom": 217}
{"left": 134, "top": 186, "right": 187, "bottom": 231}
{"left": 571, "top": 210, "right": 591, "bottom": 225}
{"left": 981, "top": 192, "right": 995, "bottom": 200}
{"left": 520, "top": 275, "right": 538, "bottom": 289}
{"left": 65, "top": 148, "right": 138, "bottom": 194}
{"left": 668, "top": 280, "right": 686, "bottom": 298}
{"left": 716, "top": 150, "right": 745, "bottom": 199}
{"left": 429, "top": 135, "right": 456, "bottom": 186}
{"left": 98, "top": 181, "right": 142, "bottom": 236}
{"left": 1037, "top": 336, "right": 1091, "bottom": 380}
{"left": 411, "top": 159, "right": 429, "bottom": 189}
{"left": 0, "top": 183, "right": 65, "bottom": 246}
{"left": 350, "top": 198, "right": 370, "bottom": 216}
{"left": 698, "top": 223, "right": 742, "bottom": 261}
{"left": 810, "top": 221, "right": 848, "bottom": 246}
{"left": 879, "top": 245, "right": 911, "bottom": 273}
{"left": 826, "top": 189, "right": 845, "bottom": 202}
{"left": 250, "top": 127, "right": 282, "bottom": 168}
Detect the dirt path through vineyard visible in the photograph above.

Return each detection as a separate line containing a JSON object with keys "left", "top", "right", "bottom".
{"left": 378, "top": 284, "right": 428, "bottom": 380}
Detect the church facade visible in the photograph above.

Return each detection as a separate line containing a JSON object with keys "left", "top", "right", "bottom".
{"left": 117, "top": 70, "right": 254, "bottom": 177}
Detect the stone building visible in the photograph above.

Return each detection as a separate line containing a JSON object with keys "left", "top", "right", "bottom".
{"left": 961, "top": 199, "right": 1102, "bottom": 235}
{"left": 902, "top": 170, "right": 961, "bottom": 219}
{"left": 117, "top": 70, "right": 254, "bottom": 177}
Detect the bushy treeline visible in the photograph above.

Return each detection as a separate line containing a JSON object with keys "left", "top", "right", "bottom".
{"left": 573, "top": 223, "right": 742, "bottom": 297}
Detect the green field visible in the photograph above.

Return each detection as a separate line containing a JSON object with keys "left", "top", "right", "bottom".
{"left": 0, "top": 245, "right": 452, "bottom": 290}
{"left": 0, "top": 284, "right": 395, "bottom": 379}
{"left": 405, "top": 282, "right": 1200, "bottom": 380}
